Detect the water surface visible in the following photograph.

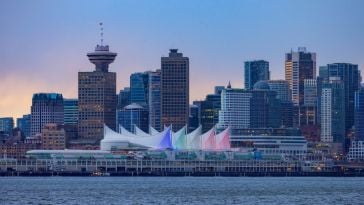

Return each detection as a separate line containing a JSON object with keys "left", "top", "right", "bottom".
{"left": 0, "top": 177, "right": 363, "bottom": 204}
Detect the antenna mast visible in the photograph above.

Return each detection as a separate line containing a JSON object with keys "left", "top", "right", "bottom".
{"left": 99, "top": 22, "right": 104, "bottom": 46}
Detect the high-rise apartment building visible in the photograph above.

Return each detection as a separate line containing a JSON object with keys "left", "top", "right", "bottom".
{"left": 244, "top": 60, "right": 270, "bottom": 89}
{"left": 30, "top": 93, "right": 64, "bottom": 137}
{"left": 148, "top": 70, "right": 161, "bottom": 131}
{"left": 78, "top": 44, "right": 117, "bottom": 144}
{"left": 320, "top": 78, "right": 345, "bottom": 144}
{"left": 161, "top": 49, "right": 189, "bottom": 132}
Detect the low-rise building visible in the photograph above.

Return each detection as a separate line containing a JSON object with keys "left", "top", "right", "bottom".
{"left": 41, "top": 124, "right": 66, "bottom": 150}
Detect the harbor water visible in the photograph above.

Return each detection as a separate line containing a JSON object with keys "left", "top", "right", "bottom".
{"left": 0, "top": 177, "right": 363, "bottom": 204}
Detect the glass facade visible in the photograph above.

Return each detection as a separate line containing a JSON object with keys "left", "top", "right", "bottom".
{"left": 117, "top": 87, "right": 130, "bottom": 110}
{"left": 148, "top": 70, "right": 161, "bottom": 131}
{"left": 355, "top": 88, "right": 364, "bottom": 141}
{"left": 16, "top": 114, "right": 31, "bottom": 138}
{"left": 64, "top": 99, "right": 78, "bottom": 125}
{"left": 0, "top": 117, "right": 14, "bottom": 136}
{"left": 244, "top": 60, "right": 270, "bottom": 89}
{"left": 130, "top": 72, "right": 149, "bottom": 107}
{"left": 325, "top": 63, "right": 361, "bottom": 134}
{"left": 117, "top": 103, "right": 149, "bottom": 133}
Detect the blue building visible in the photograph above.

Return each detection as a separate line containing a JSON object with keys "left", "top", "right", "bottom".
{"left": 355, "top": 88, "right": 364, "bottom": 141}
{"left": 117, "top": 103, "right": 149, "bottom": 133}
{"left": 0, "top": 117, "right": 14, "bottom": 136}
{"left": 244, "top": 60, "right": 270, "bottom": 89}
{"left": 118, "top": 87, "right": 131, "bottom": 110}
{"left": 130, "top": 72, "right": 149, "bottom": 107}
{"left": 148, "top": 70, "right": 161, "bottom": 131}
{"left": 188, "top": 105, "right": 200, "bottom": 133}
{"left": 16, "top": 114, "right": 31, "bottom": 138}
{"left": 322, "top": 63, "right": 361, "bottom": 134}
{"left": 64, "top": 99, "right": 78, "bottom": 125}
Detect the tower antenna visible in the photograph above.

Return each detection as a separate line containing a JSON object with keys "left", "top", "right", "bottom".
{"left": 99, "top": 22, "right": 104, "bottom": 46}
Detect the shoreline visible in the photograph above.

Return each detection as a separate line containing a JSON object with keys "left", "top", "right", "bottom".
{"left": 1, "top": 171, "right": 364, "bottom": 177}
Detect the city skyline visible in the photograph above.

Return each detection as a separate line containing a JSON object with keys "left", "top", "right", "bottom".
{"left": 1, "top": 0, "right": 364, "bottom": 119}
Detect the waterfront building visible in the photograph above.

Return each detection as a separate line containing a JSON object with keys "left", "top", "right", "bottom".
{"left": 230, "top": 135, "right": 307, "bottom": 159}
{"left": 161, "top": 49, "right": 189, "bottom": 132}
{"left": 117, "top": 87, "right": 131, "bottom": 110}
{"left": 30, "top": 93, "right": 64, "bottom": 137}
{"left": 117, "top": 103, "right": 149, "bottom": 133}
{"left": 0, "top": 143, "right": 41, "bottom": 159}
{"left": 320, "top": 78, "right": 345, "bottom": 146}
{"left": 244, "top": 60, "right": 270, "bottom": 89}
{"left": 0, "top": 117, "right": 14, "bottom": 136}
{"left": 347, "top": 141, "right": 364, "bottom": 161}
{"left": 130, "top": 72, "right": 149, "bottom": 107}
{"left": 78, "top": 44, "right": 117, "bottom": 144}
{"left": 355, "top": 88, "right": 364, "bottom": 141}
{"left": 16, "top": 115, "right": 31, "bottom": 138}
{"left": 323, "top": 63, "right": 361, "bottom": 135}
{"left": 148, "top": 70, "right": 161, "bottom": 131}
{"left": 41, "top": 124, "right": 66, "bottom": 150}
{"left": 188, "top": 105, "right": 200, "bottom": 133}
{"left": 63, "top": 99, "right": 78, "bottom": 125}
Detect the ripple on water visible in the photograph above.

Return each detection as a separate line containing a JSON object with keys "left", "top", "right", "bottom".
{"left": 0, "top": 177, "right": 363, "bottom": 205}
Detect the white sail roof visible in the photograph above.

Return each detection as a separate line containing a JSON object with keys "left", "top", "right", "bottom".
{"left": 103, "top": 125, "right": 172, "bottom": 149}
{"left": 186, "top": 125, "right": 202, "bottom": 150}
{"left": 135, "top": 125, "right": 151, "bottom": 137}
{"left": 149, "top": 126, "right": 160, "bottom": 135}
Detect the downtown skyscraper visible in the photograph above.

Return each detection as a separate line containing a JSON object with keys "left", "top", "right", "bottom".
{"left": 321, "top": 63, "right": 361, "bottom": 135}
{"left": 244, "top": 60, "right": 270, "bottom": 89}
{"left": 148, "top": 70, "right": 162, "bottom": 131}
{"left": 78, "top": 44, "right": 117, "bottom": 144}
{"left": 285, "top": 47, "right": 316, "bottom": 127}
{"left": 161, "top": 49, "right": 189, "bottom": 132}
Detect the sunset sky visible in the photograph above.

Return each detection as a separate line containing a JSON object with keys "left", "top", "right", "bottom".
{"left": 1, "top": 0, "right": 364, "bottom": 120}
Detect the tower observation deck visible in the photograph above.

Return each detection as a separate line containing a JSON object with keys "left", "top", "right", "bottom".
{"left": 87, "top": 45, "right": 117, "bottom": 72}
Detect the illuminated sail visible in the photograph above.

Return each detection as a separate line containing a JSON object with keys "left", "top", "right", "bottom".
{"left": 201, "top": 127, "right": 216, "bottom": 150}
{"left": 173, "top": 126, "right": 187, "bottom": 149}
{"left": 215, "top": 127, "right": 231, "bottom": 150}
